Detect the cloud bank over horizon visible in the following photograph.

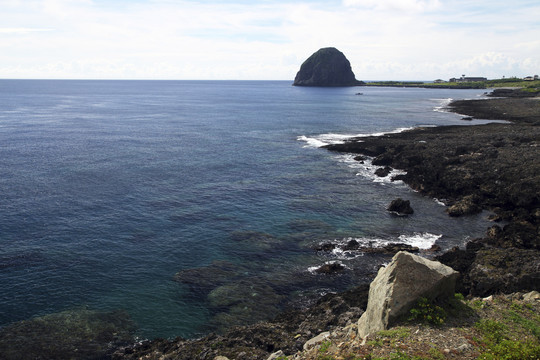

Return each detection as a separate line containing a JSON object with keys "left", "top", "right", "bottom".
{"left": 1, "top": 0, "right": 539, "bottom": 80}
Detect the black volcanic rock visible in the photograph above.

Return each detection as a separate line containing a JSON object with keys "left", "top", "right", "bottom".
{"left": 387, "top": 198, "right": 414, "bottom": 215}
{"left": 293, "top": 47, "right": 363, "bottom": 87}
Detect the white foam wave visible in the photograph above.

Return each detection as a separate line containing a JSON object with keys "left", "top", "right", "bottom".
{"left": 434, "top": 198, "right": 446, "bottom": 206}
{"left": 331, "top": 247, "right": 365, "bottom": 260}
{"left": 397, "top": 232, "right": 442, "bottom": 249}
{"left": 336, "top": 154, "right": 406, "bottom": 185}
{"left": 297, "top": 127, "right": 415, "bottom": 149}
{"left": 433, "top": 98, "right": 453, "bottom": 113}
{"left": 324, "top": 232, "right": 442, "bottom": 251}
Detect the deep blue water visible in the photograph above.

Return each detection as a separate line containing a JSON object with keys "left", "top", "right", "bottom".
{"left": 0, "top": 80, "right": 494, "bottom": 339}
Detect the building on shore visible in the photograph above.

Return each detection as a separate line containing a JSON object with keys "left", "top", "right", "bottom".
{"left": 449, "top": 75, "right": 488, "bottom": 83}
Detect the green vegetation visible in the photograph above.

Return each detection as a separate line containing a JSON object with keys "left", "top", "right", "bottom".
{"left": 364, "top": 78, "right": 540, "bottom": 92}
{"left": 300, "top": 295, "right": 539, "bottom": 360}
{"left": 474, "top": 299, "right": 540, "bottom": 360}
{"left": 363, "top": 295, "right": 537, "bottom": 360}
{"left": 364, "top": 81, "right": 485, "bottom": 89}
{"left": 407, "top": 297, "right": 447, "bottom": 325}
{"left": 319, "top": 340, "right": 332, "bottom": 353}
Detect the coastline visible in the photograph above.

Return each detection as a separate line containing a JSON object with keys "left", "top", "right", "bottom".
{"left": 325, "top": 95, "right": 539, "bottom": 296}
{"left": 113, "top": 92, "right": 538, "bottom": 359}
{"left": 4, "top": 90, "right": 536, "bottom": 360}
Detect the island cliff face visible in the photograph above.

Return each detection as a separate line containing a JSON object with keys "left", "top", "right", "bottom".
{"left": 293, "top": 47, "right": 364, "bottom": 87}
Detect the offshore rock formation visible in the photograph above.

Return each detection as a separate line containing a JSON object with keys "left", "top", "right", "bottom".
{"left": 293, "top": 47, "right": 364, "bottom": 87}
{"left": 387, "top": 198, "right": 414, "bottom": 215}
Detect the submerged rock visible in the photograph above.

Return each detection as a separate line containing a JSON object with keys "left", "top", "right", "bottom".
{"left": 208, "top": 280, "right": 284, "bottom": 331}
{"left": 293, "top": 47, "right": 364, "bottom": 87}
{"left": 115, "top": 285, "right": 369, "bottom": 360}
{"left": 174, "top": 260, "right": 247, "bottom": 293}
{"left": 358, "top": 251, "right": 458, "bottom": 339}
{"left": 229, "top": 230, "right": 285, "bottom": 253}
{"left": 0, "top": 308, "right": 135, "bottom": 360}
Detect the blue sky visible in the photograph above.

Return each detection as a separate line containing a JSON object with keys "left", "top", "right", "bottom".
{"left": 0, "top": 0, "right": 538, "bottom": 80}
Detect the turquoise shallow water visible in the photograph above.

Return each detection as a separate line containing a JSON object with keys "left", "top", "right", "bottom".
{"left": 0, "top": 80, "right": 493, "bottom": 339}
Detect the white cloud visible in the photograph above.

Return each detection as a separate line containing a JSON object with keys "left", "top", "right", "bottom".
{"left": 343, "top": 0, "right": 441, "bottom": 12}
{"left": 0, "top": 0, "right": 538, "bottom": 79}
{"left": 0, "top": 28, "right": 52, "bottom": 34}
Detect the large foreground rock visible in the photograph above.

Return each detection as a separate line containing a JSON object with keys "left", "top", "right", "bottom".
{"left": 293, "top": 47, "right": 363, "bottom": 87}
{"left": 358, "top": 251, "right": 458, "bottom": 339}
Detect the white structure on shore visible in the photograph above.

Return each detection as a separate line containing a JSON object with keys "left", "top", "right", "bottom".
{"left": 449, "top": 75, "right": 487, "bottom": 83}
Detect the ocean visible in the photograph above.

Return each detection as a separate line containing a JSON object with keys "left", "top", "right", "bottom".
{"left": 0, "top": 80, "right": 494, "bottom": 340}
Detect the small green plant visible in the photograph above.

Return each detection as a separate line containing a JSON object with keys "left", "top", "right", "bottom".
{"left": 471, "top": 299, "right": 487, "bottom": 310}
{"left": 319, "top": 340, "right": 332, "bottom": 353}
{"left": 366, "top": 338, "right": 384, "bottom": 347}
{"left": 408, "top": 297, "right": 446, "bottom": 325}
{"left": 454, "top": 293, "right": 465, "bottom": 301}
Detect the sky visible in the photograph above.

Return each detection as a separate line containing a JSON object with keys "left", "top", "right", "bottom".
{"left": 1, "top": 0, "right": 539, "bottom": 80}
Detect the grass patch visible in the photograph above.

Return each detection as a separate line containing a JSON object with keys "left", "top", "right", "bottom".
{"left": 363, "top": 78, "right": 540, "bottom": 91}
{"left": 368, "top": 327, "right": 411, "bottom": 348}
{"left": 474, "top": 299, "right": 540, "bottom": 360}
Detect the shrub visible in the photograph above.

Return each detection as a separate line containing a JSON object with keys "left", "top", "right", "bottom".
{"left": 408, "top": 298, "right": 446, "bottom": 325}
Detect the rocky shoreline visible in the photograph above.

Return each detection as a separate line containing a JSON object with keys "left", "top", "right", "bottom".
{"left": 112, "top": 91, "right": 538, "bottom": 359}
{"left": 324, "top": 95, "right": 539, "bottom": 298}
{"left": 5, "top": 92, "right": 537, "bottom": 360}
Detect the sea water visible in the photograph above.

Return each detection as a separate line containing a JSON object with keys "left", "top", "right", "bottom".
{"left": 0, "top": 80, "right": 493, "bottom": 339}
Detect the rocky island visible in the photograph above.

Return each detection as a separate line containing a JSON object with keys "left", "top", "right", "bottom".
{"left": 293, "top": 47, "right": 364, "bottom": 87}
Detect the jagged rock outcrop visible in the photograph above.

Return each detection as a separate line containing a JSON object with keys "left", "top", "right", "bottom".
{"left": 446, "top": 195, "right": 481, "bottom": 217}
{"left": 293, "top": 47, "right": 364, "bottom": 87}
{"left": 358, "top": 251, "right": 459, "bottom": 339}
